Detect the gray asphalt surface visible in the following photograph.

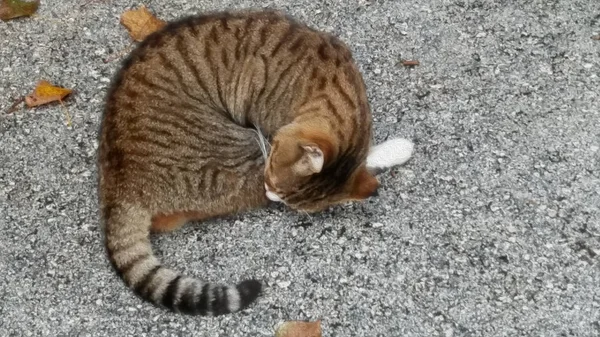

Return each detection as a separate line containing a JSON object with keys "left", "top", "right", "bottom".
{"left": 1, "top": 0, "right": 599, "bottom": 336}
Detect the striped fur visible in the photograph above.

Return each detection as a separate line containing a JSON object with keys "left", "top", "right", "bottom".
{"left": 98, "top": 9, "right": 378, "bottom": 316}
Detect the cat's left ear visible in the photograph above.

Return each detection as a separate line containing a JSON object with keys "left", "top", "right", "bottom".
{"left": 292, "top": 130, "right": 335, "bottom": 176}
{"left": 349, "top": 167, "right": 380, "bottom": 199}
{"left": 292, "top": 143, "right": 325, "bottom": 176}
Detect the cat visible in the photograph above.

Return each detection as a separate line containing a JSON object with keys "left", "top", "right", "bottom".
{"left": 98, "top": 9, "right": 413, "bottom": 316}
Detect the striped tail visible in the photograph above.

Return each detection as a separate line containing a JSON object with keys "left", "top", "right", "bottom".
{"left": 102, "top": 203, "right": 262, "bottom": 315}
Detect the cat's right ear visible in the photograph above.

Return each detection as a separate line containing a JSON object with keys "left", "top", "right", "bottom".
{"left": 292, "top": 144, "right": 324, "bottom": 176}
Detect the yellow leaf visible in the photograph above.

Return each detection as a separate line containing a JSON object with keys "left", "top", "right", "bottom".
{"left": 0, "top": 0, "right": 39, "bottom": 21}
{"left": 120, "top": 5, "right": 166, "bottom": 42}
{"left": 275, "top": 321, "right": 322, "bottom": 337}
{"left": 25, "top": 80, "right": 72, "bottom": 108}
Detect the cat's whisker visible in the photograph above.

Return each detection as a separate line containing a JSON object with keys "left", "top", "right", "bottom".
{"left": 301, "top": 210, "right": 314, "bottom": 222}
{"left": 253, "top": 124, "right": 271, "bottom": 160}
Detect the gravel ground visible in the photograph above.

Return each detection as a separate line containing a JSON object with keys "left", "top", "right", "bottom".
{"left": 1, "top": 0, "right": 599, "bottom": 336}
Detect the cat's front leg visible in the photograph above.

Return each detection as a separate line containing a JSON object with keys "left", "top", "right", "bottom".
{"left": 366, "top": 138, "right": 414, "bottom": 174}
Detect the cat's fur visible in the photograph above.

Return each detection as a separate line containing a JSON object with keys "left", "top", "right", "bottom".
{"left": 98, "top": 9, "right": 413, "bottom": 316}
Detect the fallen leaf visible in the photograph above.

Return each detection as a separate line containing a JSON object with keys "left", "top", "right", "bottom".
{"left": 0, "top": 0, "right": 39, "bottom": 21}
{"left": 25, "top": 80, "right": 72, "bottom": 107}
{"left": 401, "top": 59, "right": 420, "bottom": 67}
{"left": 120, "top": 5, "right": 166, "bottom": 42}
{"left": 275, "top": 321, "right": 322, "bottom": 337}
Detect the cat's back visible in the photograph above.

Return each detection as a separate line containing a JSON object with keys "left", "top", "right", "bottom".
{"left": 104, "top": 9, "right": 354, "bottom": 118}
{"left": 106, "top": 10, "right": 318, "bottom": 102}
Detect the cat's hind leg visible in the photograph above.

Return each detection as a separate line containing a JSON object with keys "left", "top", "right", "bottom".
{"left": 151, "top": 211, "right": 208, "bottom": 233}
{"left": 366, "top": 138, "right": 414, "bottom": 174}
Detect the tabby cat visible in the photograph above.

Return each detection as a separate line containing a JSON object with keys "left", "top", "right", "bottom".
{"left": 98, "top": 9, "right": 413, "bottom": 316}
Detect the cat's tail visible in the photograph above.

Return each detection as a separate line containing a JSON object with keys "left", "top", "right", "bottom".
{"left": 102, "top": 203, "right": 262, "bottom": 316}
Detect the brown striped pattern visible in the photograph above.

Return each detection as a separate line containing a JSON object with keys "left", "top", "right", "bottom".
{"left": 98, "top": 9, "right": 376, "bottom": 316}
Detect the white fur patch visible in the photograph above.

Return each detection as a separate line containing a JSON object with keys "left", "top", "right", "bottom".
{"left": 367, "top": 138, "right": 414, "bottom": 171}
{"left": 226, "top": 286, "right": 241, "bottom": 313}
{"left": 265, "top": 183, "right": 283, "bottom": 202}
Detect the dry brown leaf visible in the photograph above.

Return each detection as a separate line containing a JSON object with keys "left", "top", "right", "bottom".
{"left": 25, "top": 80, "right": 72, "bottom": 108}
{"left": 275, "top": 321, "right": 322, "bottom": 337}
{"left": 120, "top": 5, "right": 166, "bottom": 42}
{"left": 23, "top": 80, "right": 73, "bottom": 125}
{"left": 401, "top": 59, "right": 420, "bottom": 67}
{"left": 0, "top": 0, "right": 39, "bottom": 21}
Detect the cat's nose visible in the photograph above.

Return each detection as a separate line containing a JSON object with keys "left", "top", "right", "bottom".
{"left": 370, "top": 187, "right": 379, "bottom": 197}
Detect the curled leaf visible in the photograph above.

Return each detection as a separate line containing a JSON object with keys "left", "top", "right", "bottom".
{"left": 275, "top": 321, "right": 322, "bottom": 337}
{"left": 25, "top": 80, "right": 72, "bottom": 108}
{"left": 401, "top": 59, "right": 420, "bottom": 67}
{"left": 0, "top": 0, "right": 39, "bottom": 21}
{"left": 120, "top": 5, "right": 166, "bottom": 42}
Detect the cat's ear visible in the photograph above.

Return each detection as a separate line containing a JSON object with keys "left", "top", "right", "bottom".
{"left": 292, "top": 143, "right": 325, "bottom": 176}
{"left": 291, "top": 129, "right": 335, "bottom": 176}
{"left": 349, "top": 167, "right": 379, "bottom": 199}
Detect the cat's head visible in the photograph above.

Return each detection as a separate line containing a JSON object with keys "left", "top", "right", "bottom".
{"left": 264, "top": 124, "right": 378, "bottom": 212}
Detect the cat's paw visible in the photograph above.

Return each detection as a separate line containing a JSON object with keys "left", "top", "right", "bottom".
{"left": 367, "top": 138, "right": 414, "bottom": 173}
